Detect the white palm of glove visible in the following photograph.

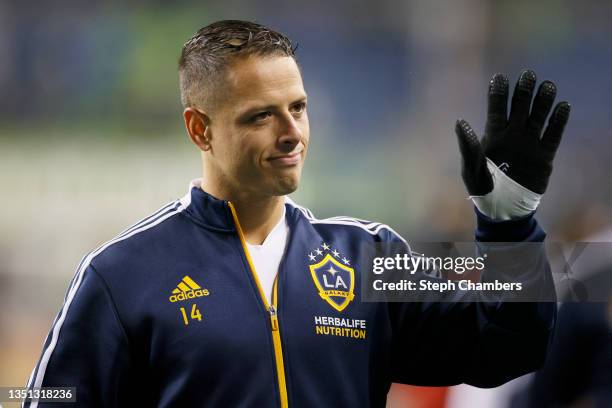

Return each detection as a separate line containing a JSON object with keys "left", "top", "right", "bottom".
{"left": 469, "top": 158, "right": 542, "bottom": 220}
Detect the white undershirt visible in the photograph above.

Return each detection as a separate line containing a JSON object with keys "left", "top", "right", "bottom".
{"left": 245, "top": 206, "right": 289, "bottom": 305}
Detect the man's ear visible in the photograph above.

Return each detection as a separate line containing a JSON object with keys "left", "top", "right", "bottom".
{"left": 184, "top": 108, "right": 213, "bottom": 151}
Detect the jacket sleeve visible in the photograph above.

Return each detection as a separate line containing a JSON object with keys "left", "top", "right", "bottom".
{"left": 387, "top": 209, "right": 557, "bottom": 388}
{"left": 24, "top": 264, "right": 132, "bottom": 407}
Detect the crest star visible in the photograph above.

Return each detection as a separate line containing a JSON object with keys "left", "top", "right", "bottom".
{"left": 315, "top": 248, "right": 323, "bottom": 255}
{"left": 342, "top": 257, "right": 350, "bottom": 265}
{"left": 308, "top": 253, "right": 316, "bottom": 261}
{"left": 326, "top": 266, "right": 338, "bottom": 276}
{"left": 332, "top": 249, "right": 340, "bottom": 258}
{"left": 322, "top": 243, "right": 330, "bottom": 250}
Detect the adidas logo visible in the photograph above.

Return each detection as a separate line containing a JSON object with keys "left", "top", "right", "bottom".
{"left": 169, "top": 275, "right": 210, "bottom": 303}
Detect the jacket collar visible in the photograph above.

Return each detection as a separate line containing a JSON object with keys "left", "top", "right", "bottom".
{"left": 181, "top": 179, "right": 236, "bottom": 232}
{"left": 180, "top": 179, "right": 305, "bottom": 233}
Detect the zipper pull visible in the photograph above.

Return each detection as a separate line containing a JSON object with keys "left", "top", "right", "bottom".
{"left": 269, "top": 305, "right": 279, "bottom": 331}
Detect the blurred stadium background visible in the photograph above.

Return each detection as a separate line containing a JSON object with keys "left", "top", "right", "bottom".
{"left": 0, "top": 0, "right": 610, "bottom": 407}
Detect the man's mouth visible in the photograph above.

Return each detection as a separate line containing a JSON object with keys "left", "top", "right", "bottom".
{"left": 267, "top": 150, "right": 302, "bottom": 167}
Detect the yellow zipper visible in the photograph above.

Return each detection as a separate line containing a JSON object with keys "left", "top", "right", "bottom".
{"left": 228, "top": 202, "right": 289, "bottom": 408}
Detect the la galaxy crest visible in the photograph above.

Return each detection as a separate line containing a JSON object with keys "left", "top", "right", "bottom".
{"left": 308, "top": 242, "right": 355, "bottom": 312}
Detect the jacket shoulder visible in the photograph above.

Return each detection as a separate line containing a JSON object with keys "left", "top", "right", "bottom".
{"left": 85, "top": 200, "right": 187, "bottom": 277}
{"left": 286, "top": 198, "right": 406, "bottom": 244}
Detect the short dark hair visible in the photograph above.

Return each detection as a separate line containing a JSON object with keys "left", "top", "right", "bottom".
{"left": 178, "top": 20, "right": 297, "bottom": 110}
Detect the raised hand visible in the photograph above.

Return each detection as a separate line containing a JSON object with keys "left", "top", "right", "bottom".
{"left": 456, "top": 70, "right": 571, "bottom": 197}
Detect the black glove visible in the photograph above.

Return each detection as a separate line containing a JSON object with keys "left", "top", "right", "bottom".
{"left": 455, "top": 69, "right": 571, "bottom": 196}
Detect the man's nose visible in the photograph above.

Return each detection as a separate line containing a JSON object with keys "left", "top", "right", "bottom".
{"left": 277, "top": 113, "right": 302, "bottom": 152}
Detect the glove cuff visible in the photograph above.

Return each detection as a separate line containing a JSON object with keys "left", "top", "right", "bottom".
{"left": 469, "top": 158, "right": 542, "bottom": 220}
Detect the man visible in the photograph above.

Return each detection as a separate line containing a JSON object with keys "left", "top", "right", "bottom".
{"left": 25, "top": 20, "right": 570, "bottom": 407}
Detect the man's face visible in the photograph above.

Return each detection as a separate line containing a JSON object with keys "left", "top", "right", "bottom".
{"left": 206, "top": 55, "right": 309, "bottom": 198}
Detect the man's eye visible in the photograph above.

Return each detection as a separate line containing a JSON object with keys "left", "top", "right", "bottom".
{"left": 251, "top": 111, "right": 272, "bottom": 122}
{"left": 292, "top": 103, "right": 306, "bottom": 114}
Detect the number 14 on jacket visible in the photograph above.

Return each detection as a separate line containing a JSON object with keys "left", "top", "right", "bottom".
{"left": 179, "top": 304, "right": 203, "bottom": 325}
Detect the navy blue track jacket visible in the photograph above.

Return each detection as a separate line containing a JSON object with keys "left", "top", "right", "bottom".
{"left": 25, "top": 181, "right": 556, "bottom": 407}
